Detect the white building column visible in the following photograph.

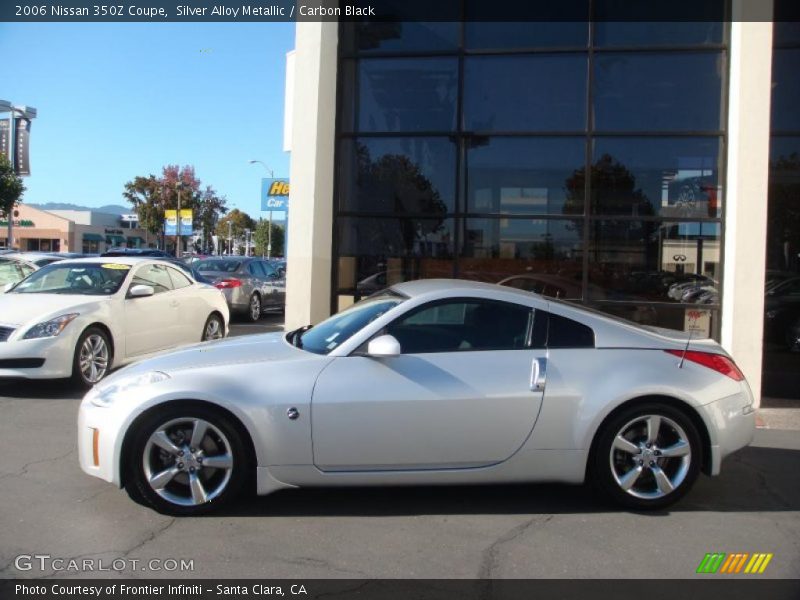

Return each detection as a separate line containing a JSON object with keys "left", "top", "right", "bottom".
{"left": 722, "top": 7, "right": 774, "bottom": 405}
{"left": 284, "top": 22, "right": 338, "bottom": 330}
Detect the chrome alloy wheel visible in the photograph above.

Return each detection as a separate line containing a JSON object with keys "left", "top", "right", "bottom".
{"left": 143, "top": 418, "right": 234, "bottom": 507}
{"left": 204, "top": 317, "right": 223, "bottom": 341}
{"left": 609, "top": 414, "right": 692, "bottom": 500}
{"left": 250, "top": 294, "right": 261, "bottom": 321}
{"left": 79, "top": 334, "right": 109, "bottom": 384}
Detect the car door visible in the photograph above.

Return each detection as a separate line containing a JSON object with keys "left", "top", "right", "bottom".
{"left": 261, "top": 260, "right": 285, "bottom": 308}
{"left": 123, "top": 263, "right": 178, "bottom": 357}
{"left": 166, "top": 266, "right": 203, "bottom": 343}
{"left": 310, "top": 298, "right": 548, "bottom": 471}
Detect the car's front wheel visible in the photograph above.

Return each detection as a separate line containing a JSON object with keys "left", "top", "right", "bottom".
{"left": 202, "top": 314, "right": 225, "bottom": 341}
{"left": 592, "top": 402, "right": 701, "bottom": 510}
{"left": 72, "top": 326, "right": 112, "bottom": 388}
{"left": 125, "top": 405, "right": 250, "bottom": 515}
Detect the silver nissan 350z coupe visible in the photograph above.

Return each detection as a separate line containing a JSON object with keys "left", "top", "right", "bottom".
{"left": 78, "top": 279, "right": 756, "bottom": 515}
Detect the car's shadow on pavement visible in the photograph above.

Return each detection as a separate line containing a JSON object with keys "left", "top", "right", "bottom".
{"left": 0, "top": 378, "right": 85, "bottom": 400}
{"left": 212, "top": 445, "right": 800, "bottom": 517}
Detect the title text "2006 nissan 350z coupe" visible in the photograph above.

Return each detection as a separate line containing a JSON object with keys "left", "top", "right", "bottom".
{"left": 78, "top": 279, "right": 755, "bottom": 515}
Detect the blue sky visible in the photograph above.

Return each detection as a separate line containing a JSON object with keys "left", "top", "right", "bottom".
{"left": 0, "top": 22, "right": 294, "bottom": 220}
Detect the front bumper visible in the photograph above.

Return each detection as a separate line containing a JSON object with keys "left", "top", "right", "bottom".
{"left": 78, "top": 396, "right": 128, "bottom": 486}
{"left": 0, "top": 332, "right": 76, "bottom": 379}
{"left": 699, "top": 388, "right": 757, "bottom": 475}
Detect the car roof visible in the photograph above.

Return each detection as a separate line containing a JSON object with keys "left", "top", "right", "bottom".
{"left": 45, "top": 256, "right": 172, "bottom": 266}
{"left": 392, "top": 278, "right": 536, "bottom": 302}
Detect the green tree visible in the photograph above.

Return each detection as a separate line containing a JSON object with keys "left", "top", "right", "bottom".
{"left": 216, "top": 209, "right": 257, "bottom": 254}
{"left": 122, "top": 165, "right": 228, "bottom": 249}
{"left": 0, "top": 154, "right": 25, "bottom": 224}
{"left": 253, "top": 219, "right": 285, "bottom": 257}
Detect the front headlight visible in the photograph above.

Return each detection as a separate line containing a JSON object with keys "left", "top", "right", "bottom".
{"left": 22, "top": 313, "right": 80, "bottom": 339}
{"left": 91, "top": 370, "right": 171, "bottom": 407}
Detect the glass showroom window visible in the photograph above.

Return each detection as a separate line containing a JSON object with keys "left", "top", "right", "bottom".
{"left": 336, "top": 19, "right": 727, "bottom": 337}
{"left": 763, "top": 16, "right": 800, "bottom": 398}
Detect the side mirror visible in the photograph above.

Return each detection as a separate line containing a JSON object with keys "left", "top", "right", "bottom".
{"left": 367, "top": 334, "right": 401, "bottom": 358}
{"left": 128, "top": 284, "right": 155, "bottom": 298}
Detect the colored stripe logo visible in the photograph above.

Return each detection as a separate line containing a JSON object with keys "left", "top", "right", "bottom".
{"left": 697, "top": 553, "right": 773, "bottom": 574}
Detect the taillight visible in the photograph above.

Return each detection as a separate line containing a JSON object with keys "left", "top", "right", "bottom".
{"left": 665, "top": 350, "right": 745, "bottom": 381}
{"left": 215, "top": 278, "right": 242, "bottom": 289}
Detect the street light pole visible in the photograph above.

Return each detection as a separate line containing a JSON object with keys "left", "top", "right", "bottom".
{"left": 248, "top": 160, "right": 274, "bottom": 259}
{"left": 0, "top": 100, "right": 37, "bottom": 251}
{"left": 175, "top": 182, "right": 184, "bottom": 257}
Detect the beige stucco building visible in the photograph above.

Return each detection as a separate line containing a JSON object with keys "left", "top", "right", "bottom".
{"left": 0, "top": 204, "right": 151, "bottom": 254}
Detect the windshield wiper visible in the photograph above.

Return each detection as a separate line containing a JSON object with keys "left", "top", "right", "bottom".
{"left": 289, "top": 324, "right": 313, "bottom": 348}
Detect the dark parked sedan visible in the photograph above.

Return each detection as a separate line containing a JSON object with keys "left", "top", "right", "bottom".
{"left": 764, "top": 276, "right": 800, "bottom": 352}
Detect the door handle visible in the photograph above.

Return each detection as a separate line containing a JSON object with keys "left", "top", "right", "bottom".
{"left": 530, "top": 357, "right": 547, "bottom": 392}
{"left": 170, "top": 300, "right": 179, "bottom": 308}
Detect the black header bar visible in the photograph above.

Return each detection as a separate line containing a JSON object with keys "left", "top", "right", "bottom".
{"left": 1, "top": 0, "right": 798, "bottom": 23}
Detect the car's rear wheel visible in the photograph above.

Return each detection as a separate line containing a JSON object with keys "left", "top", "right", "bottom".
{"left": 247, "top": 293, "right": 261, "bottom": 322}
{"left": 202, "top": 314, "right": 224, "bottom": 341}
{"left": 592, "top": 402, "right": 701, "bottom": 510}
{"left": 71, "top": 327, "right": 112, "bottom": 388}
{"left": 125, "top": 405, "right": 249, "bottom": 515}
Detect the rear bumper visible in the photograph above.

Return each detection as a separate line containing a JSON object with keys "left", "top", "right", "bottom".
{"left": 219, "top": 287, "right": 249, "bottom": 313}
{"left": 699, "top": 388, "right": 757, "bottom": 475}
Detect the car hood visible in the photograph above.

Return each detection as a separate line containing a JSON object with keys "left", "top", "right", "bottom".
{"left": 0, "top": 293, "right": 108, "bottom": 328}
{"left": 100, "top": 331, "right": 313, "bottom": 384}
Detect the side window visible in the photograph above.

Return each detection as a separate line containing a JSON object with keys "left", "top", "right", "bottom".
{"left": 546, "top": 312, "right": 595, "bottom": 348}
{"left": 248, "top": 261, "right": 265, "bottom": 277}
{"left": 260, "top": 261, "right": 277, "bottom": 278}
{"left": 386, "top": 299, "right": 533, "bottom": 354}
{"left": 0, "top": 260, "right": 21, "bottom": 285}
{"left": 19, "top": 263, "right": 35, "bottom": 279}
{"left": 130, "top": 264, "right": 173, "bottom": 295}
{"left": 167, "top": 267, "right": 193, "bottom": 289}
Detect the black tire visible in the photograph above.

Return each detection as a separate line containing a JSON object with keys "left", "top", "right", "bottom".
{"left": 201, "top": 313, "right": 225, "bottom": 341}
{"left": 71, "top": 326, "right": 113, "bottom": 388}
{"left": 246, "top": 293, "right": 262, "bottom": 322}
{"left": 590, "top": 402, "right": 702, "bottom": 510}
{"left": 125, "top": 404, "right": 250, "bottom": 516}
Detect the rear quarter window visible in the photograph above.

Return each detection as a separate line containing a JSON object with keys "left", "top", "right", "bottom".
{"left": 547, "top": 313, "right": 595, "bottom": 348}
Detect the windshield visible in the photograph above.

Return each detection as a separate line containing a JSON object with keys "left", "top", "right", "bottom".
{"left": 10, "top": 262, "right": 131, "bottom": 295}
{"left": 194, "top": 259, "right": 242, "bottom": 273}
{"left": 297, "top": 291, "right": 405, "bottom": 355}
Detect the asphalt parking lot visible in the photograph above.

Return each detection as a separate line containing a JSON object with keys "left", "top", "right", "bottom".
{"left": 0, "top": 315, "right": 798, "bottom": 580}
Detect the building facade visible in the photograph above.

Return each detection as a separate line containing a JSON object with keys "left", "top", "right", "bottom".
{"left": 0, "top": 204, "right": 151, "bottom": 253}
{"left": 284, "top": 6, "right": 798, "bottom": 405}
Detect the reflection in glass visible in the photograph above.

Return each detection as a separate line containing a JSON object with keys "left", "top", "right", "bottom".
{"left": 590, "top": 138, "right": 722, "bottom": 218}
{"left": 767, "top": 137, "right": 800, "bottom": 274}
{"left": 465, "top": 22, "right": 588, "bottom": 49}
{"left": 588, "top": 302, "right": 718, "bottom": 334}
{"left": 771, "top": 49, "right": 800, "bottom": 132}
{"left": 467, "top": 137, "right": 586, "bottom": 215}
{"left": 588, "top": 220, "right": 721, "bottom": 303}
{"left": 594, "top": 22, "right": 723, "bottom": 47}
{"left": 460, "top": 218, "right": 583, "bottom": 290}
{"left": 464, "top": 55, "right": 587, "bottom": 132}
{"left": 347, "top": 58, "right": 458, "bottom": 132}
{"left": 343, "top": 22, "right": 460, "bottom": 54}
{"left": 339, "top": 138, "right": 455, "bottom": 214}
{"left": 337, "top": 217, "right": 455, "bottom": 295}
{"left": 593, "top": 52, "right": 723, "bottom": 132}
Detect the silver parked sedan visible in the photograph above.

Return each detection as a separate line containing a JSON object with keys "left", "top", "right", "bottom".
{"left": 78, "top": 279, "right": 755, "bottom": 515}
{"left": 193, "top": 257, "right": 285, "bottom": 321}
